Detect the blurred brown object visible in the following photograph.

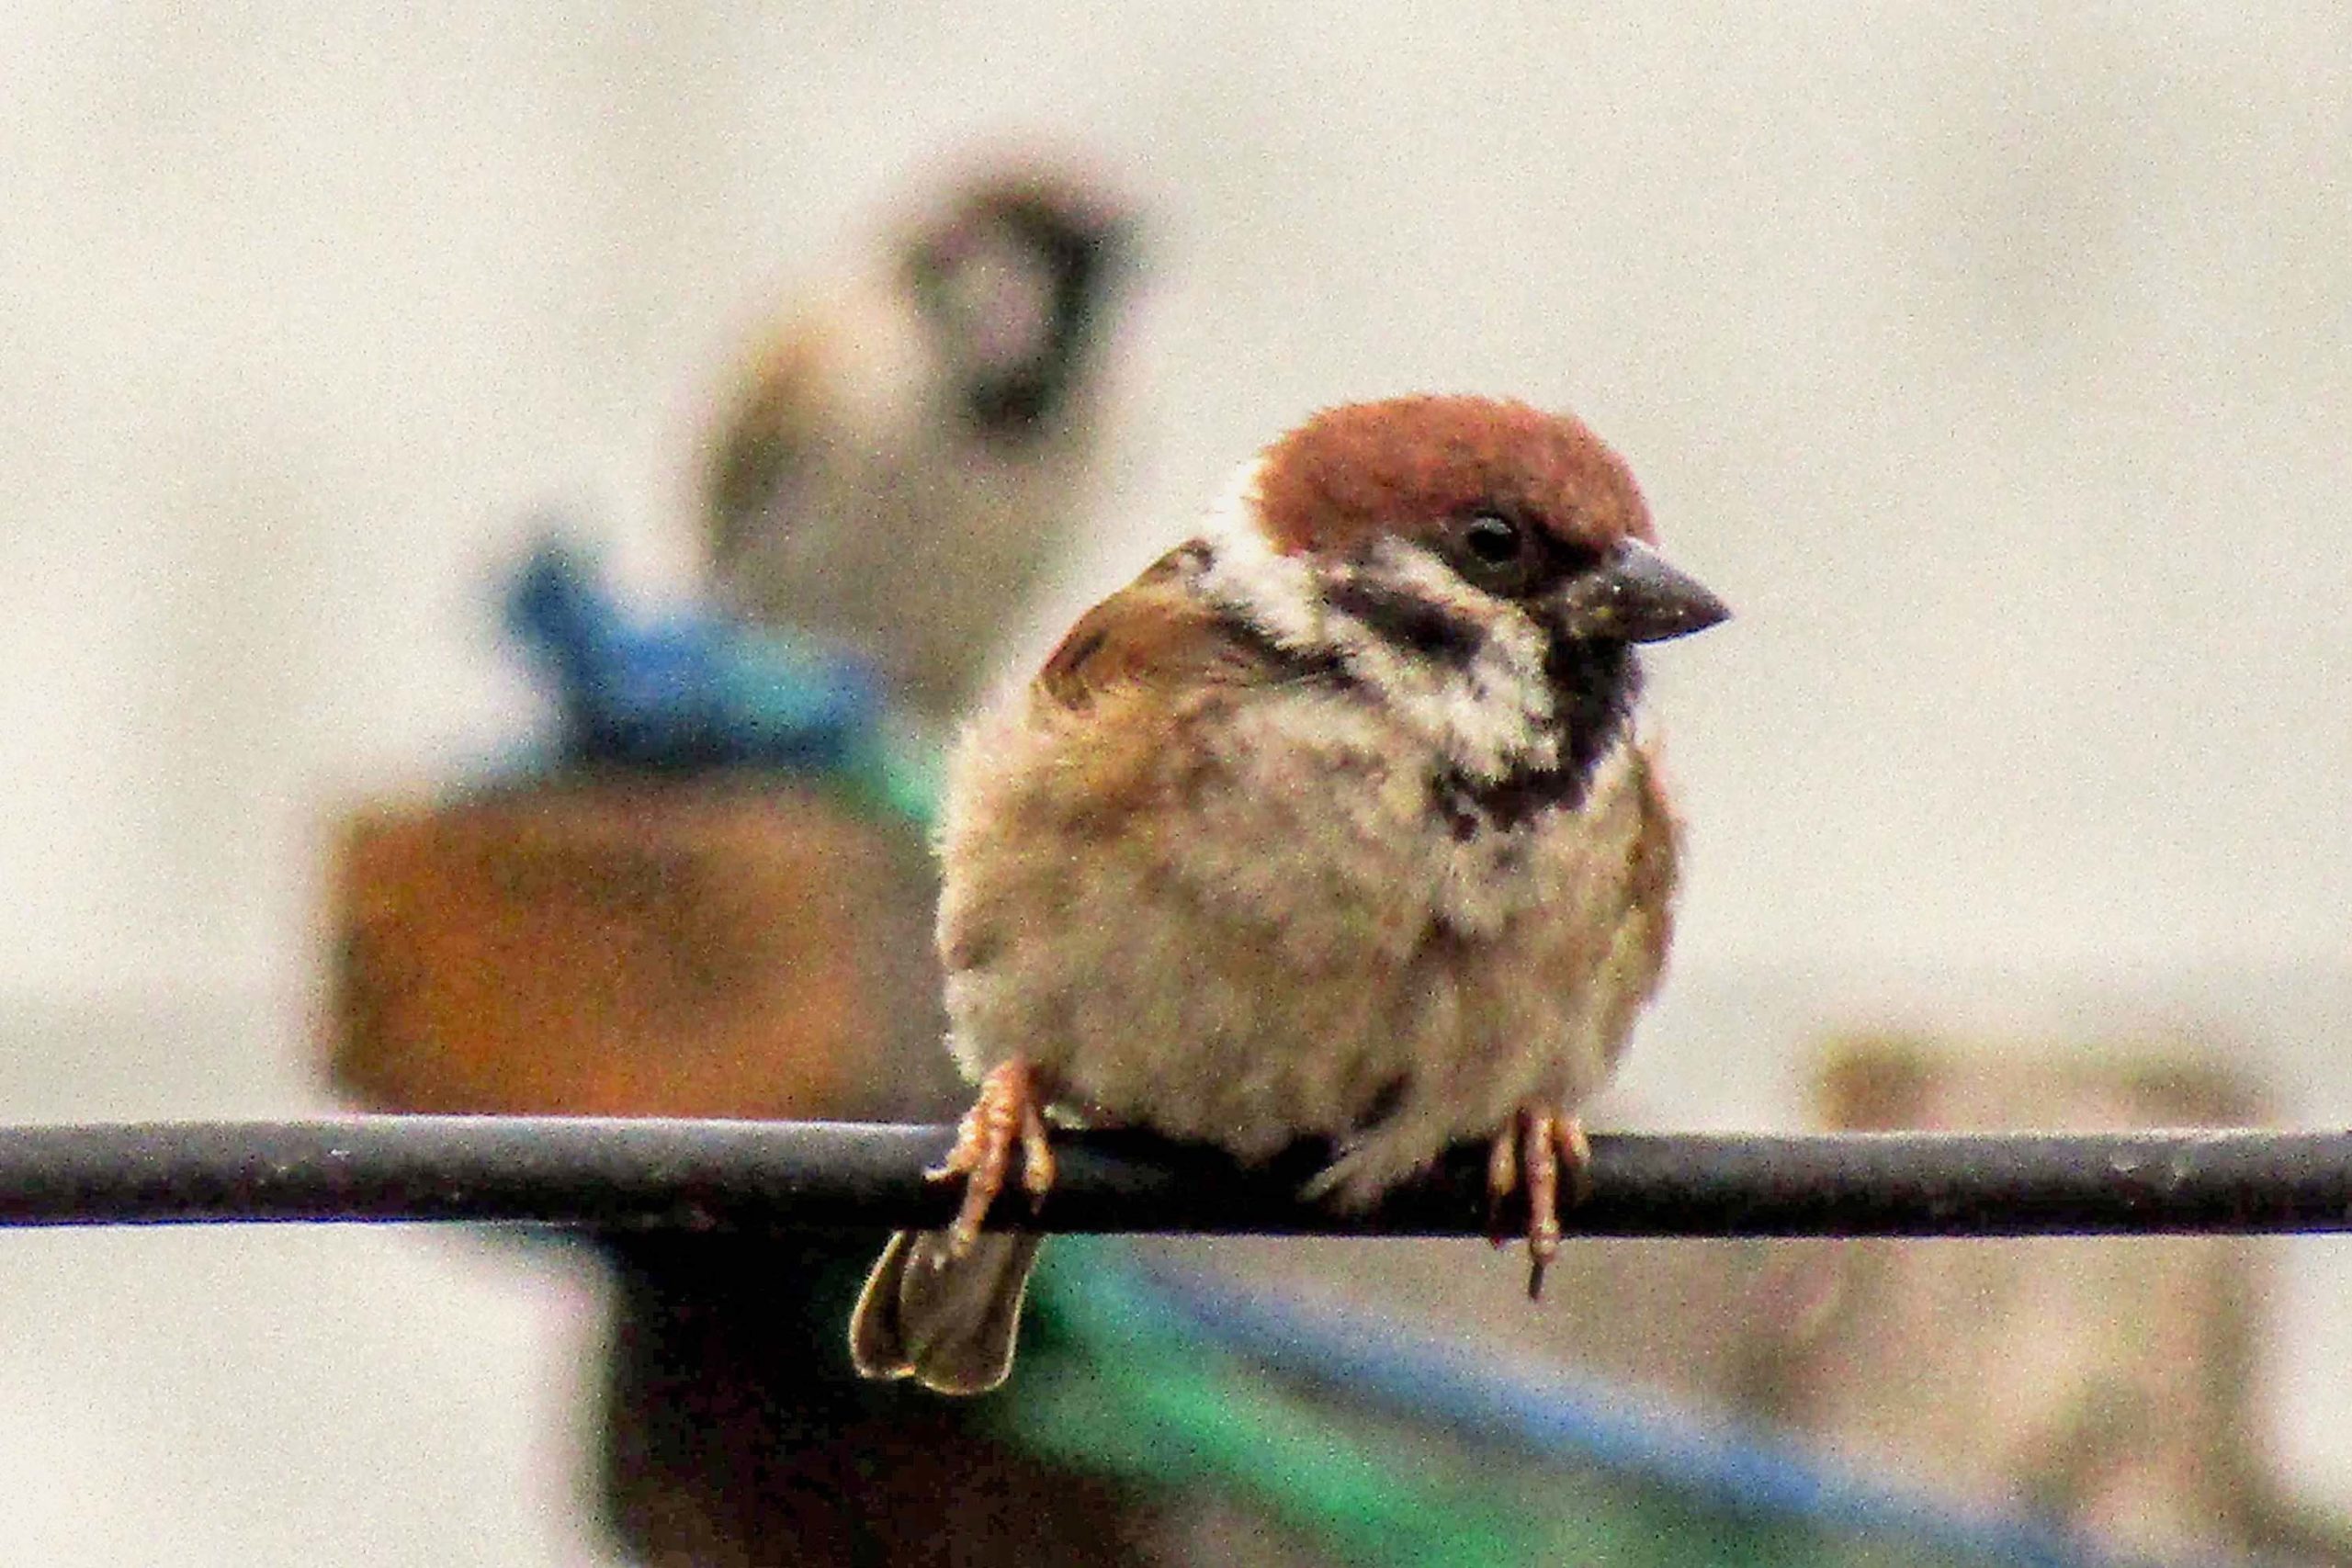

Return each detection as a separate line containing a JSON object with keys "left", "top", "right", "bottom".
{"left": 325, "top": 775, "right": 1195, "bottom": 1565}
{"left": 327, "top": 777, "right": 1160, "bottom": 1565}
{"left": 329, "top": 776, "right": 954, "bottom": 1120}
{"left": 1746, "top": 1032, "right": 2352, "bottom": 1565}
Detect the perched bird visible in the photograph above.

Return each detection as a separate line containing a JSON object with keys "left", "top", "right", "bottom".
{"left": 850, "top": 395, "right": 1729, "bottom": 1395}
{"left": 703, "top": 165, "right": 1136, "bottom": 725}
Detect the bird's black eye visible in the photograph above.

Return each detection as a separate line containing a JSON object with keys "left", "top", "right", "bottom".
{"left": 1448, "top": 512, "right": 1535, "bottom": 592}
{"left": 1463, "top": 513, "right": 1521, "bottom": 564}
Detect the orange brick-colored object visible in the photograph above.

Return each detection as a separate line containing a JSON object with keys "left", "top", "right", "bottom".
{"left": 326, "top": 777, "right": 943, "bottom": 1120}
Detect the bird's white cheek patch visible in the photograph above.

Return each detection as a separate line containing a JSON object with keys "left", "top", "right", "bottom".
{"left": 1200, "top": 479, "right": 1559, "bottom": 771}
{"left": 1323, "top": 542, "right": 1558, "bottom": 782}
{"left": 1195, "top": 459, "right": 1330, "bottom": 651}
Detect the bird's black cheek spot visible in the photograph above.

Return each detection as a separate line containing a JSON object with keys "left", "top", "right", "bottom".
{"left": 1430, "top": 770, "right": 1490, "bottom": 840}
{"left": 1216, "top": 610, "right": 1356, "bottom": 691}
{"left": 1326, "top": 580, "right": 1485, "bottom": 670}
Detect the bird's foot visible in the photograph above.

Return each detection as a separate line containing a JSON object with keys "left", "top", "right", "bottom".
{"left": 1486, "top": 1108, "right": 1594, "bottom": 1301}
{"left": 930, "top": 1059, "right": 1057, "bottom": 1258}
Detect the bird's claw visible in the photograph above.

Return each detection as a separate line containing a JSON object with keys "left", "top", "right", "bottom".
{"left": 1486, "top": 1108, "right": 1593, "bottom": 1300}
{"left": 930, "top": 1059, "right": 1056, "bottom": 1257}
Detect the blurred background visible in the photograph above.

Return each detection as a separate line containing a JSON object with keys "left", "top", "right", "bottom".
{"left": 2, "top": 4, "right": 2348, "bottom": 1563}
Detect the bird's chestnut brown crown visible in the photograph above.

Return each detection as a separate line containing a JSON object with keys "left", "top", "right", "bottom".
{"left": 1254, "top": 396, "right": 1726, "bottom": 644}
{"left": 1255, "top": 396, "right": 1652, "bottom": 557}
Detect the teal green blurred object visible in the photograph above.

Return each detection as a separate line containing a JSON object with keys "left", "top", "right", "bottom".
{"left": 1006, "top": 1246, "right": 1545, "bottom": 1568}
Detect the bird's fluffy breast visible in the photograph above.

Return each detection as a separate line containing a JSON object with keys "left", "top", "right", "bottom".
{"left": 935, "top": 618, "right": 1677, "bottom": 1195}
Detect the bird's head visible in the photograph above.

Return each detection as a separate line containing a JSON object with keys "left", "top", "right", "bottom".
{"left": 1250, "top": 394, "right": 1725, "bottom": 648}
{"left": 1204, "top": 395, "right": 1728, "bottom": 788}
{"left": 903, "top": 169, "right": 1136, "bottom": 442}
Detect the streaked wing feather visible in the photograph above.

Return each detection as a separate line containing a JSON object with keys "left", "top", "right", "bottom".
{"left": 1037, "top": 545, "right": 1280, "bottom": 711}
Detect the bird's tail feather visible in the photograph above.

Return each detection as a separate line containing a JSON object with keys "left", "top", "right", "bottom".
{"left": 848, "top": 1229, "right": 1044, "bottom": 1396}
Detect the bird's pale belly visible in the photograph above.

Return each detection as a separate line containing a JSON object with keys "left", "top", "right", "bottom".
{"left": 949, "top": 816, "right": 1623, "bottom": 1202}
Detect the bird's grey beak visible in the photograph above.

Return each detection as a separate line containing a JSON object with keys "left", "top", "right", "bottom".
{"left": 1551, "top": 538, "right": 1730, "bottom": 644}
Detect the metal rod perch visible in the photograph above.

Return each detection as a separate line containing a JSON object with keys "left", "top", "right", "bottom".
{"left": 0, "top": 1118, "right": 2349, "bottom": 1236}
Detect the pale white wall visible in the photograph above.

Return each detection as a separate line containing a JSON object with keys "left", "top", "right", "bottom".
{"left": 6, "top": 4, "right": 2349, "bottom": 996}
{"left": 1, "top": 5, "right": 2347, "bottom": 1562}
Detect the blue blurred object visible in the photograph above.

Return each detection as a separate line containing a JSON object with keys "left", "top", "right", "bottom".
{"left": 505, "top": 536, "right": 888, "bottom": 773}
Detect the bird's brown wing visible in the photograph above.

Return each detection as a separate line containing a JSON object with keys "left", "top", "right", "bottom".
{"left": 938, "top": 545, "right": 1294, "bottom": 988}
{"left": 1036, "top": 544, "right": 1306, "bottom": 712}
{"left": 1012, "top": 544, "right": 1334, "bottom": 831}
{"left": 703, "top": 331, "right": 826, "bottom": 565}
{"left": 1594, "top": 740, "right": 1682, "bottom": 1069}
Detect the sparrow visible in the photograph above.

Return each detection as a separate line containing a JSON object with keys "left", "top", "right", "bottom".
{"left": 850, "top": 395, "right": 1728, "bottom": 1394}
{"left": 702, "top": 164, "right": 1136, "bottom": 725}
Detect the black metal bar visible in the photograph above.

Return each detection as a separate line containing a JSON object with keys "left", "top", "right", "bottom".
{"left": 0, "top": 1118, "right": 2350, "bottom": 1237}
